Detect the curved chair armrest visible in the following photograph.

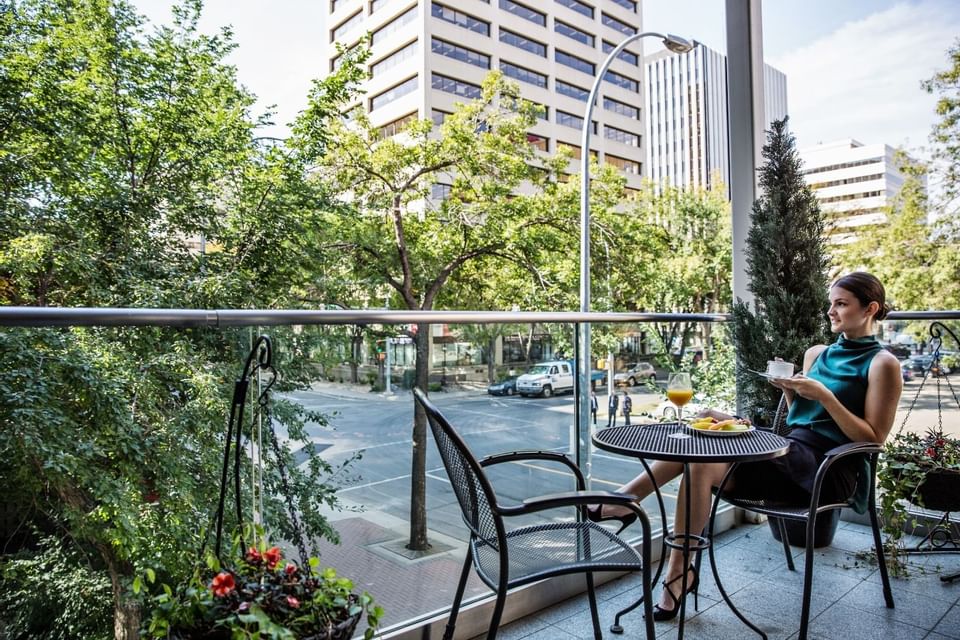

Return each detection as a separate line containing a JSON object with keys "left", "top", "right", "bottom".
{"left": 498, "top": 490, "right": 640, "bottom": 517}
{"left": 808, "top": 441, "right": 882, "bottom": 511}
{"left": 481, "top": 450, "right": 585, "bottom": 489}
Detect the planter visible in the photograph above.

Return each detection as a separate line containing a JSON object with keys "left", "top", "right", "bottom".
{"left": 302, "top": 596, "right": 363, "bottom": 640}
{"left": 768, "top": 510, "right": 841, "bottom": 548}
{"left": 905, "top": 467, "right": 960, "bottom": 512}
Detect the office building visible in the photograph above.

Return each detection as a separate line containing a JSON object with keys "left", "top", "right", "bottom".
{"left": 324, "top": 0, "right": 649, "bottom": 188}
{"left": 644, "top": 44, "right": 787, "bottom": 195}
{"left": 799, "top": 139, "right": 924, "bottom": 244}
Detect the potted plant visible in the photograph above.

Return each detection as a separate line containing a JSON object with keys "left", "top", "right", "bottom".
{"left": 878, "top": 428, "right": 960, "bottom": 556}
{"left": 140, "top": 537, "right": 382, "bottom": 639}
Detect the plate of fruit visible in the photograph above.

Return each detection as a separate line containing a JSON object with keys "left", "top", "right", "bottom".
{"left": 687, "top": 417, "right": 754, "bottom": 436}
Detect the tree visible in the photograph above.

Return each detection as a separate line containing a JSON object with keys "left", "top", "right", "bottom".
{"left": 731, "top": 118, "right": 832, "bottom": 424}
{"left": 0, "top": 2, "right": 361, "bottom": 637}
{"left": 296, "top": 70, "right": 565, "bottom": 550}
{"left": 924, "top": 38, "right": 960, "bottom": 215}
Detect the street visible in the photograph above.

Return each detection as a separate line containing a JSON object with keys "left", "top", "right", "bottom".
{"left": 287, "top": 385, "right": 675, "bottom": 542}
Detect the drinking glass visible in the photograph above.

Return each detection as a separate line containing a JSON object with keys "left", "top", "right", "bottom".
{"left": 667, "top": 372, "right": 694, "bottom": 424}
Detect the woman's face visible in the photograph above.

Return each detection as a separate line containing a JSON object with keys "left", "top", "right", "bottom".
{"left": 827, "top": 285, "right": 876, "bottom": 335}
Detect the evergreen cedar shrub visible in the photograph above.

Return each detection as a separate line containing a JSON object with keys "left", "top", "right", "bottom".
{"left": 732, "top": 118, "right": 832, "bottom": 425}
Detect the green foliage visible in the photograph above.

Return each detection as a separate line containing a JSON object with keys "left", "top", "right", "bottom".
{"left": 732, "top": 118, "right": 831, "bottom": 424}
{"left": 0, "top": 536, "right": 112, "bottom": 640}
{"left": 923, "top": 38, "right": 960, "bottom": 212}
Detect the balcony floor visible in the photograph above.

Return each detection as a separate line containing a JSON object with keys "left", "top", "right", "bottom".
{"left": 473, "top": 519, "right": 960, "bottom": 640}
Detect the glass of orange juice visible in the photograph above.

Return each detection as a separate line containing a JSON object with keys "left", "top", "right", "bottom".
{"left": 667, "top": 372, "right": 694, "bottom": 424}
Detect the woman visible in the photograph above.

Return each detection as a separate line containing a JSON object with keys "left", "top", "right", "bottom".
{"left": 588, "top": 272, "right": 903, "bottom": 621}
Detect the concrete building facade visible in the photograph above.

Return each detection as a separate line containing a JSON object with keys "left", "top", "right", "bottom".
{"left": 324, "top": 0, "right": 649, "bottom": 187}
{"left": 799, "top": 139, "right": 922, "bottom": 245}
{"left": 644, "top": 44, "right": 787, "bottom": 195}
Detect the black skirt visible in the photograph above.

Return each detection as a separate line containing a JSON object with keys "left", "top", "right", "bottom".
{"left": 726, "top": 428, "right": 859, "bottom": 505}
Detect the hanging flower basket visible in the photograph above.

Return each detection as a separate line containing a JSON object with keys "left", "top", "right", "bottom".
{"left": 883, "top": 445, "right": 960, "bottom": 513}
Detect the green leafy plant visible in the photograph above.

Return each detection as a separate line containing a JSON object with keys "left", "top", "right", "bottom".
{"left": 141, "top": 538, "right": 382, "bottom": 640}
{"left": 878, "top": 428, "right": 960, "bottom": 573}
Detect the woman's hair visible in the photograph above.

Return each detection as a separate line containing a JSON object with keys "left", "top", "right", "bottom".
{"left": 831, "top": 271, "right": 890, "bottom": 321}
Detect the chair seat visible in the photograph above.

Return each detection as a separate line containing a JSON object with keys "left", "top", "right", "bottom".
{"left": 471, "top": 521, "right": 643, "bottom": 590}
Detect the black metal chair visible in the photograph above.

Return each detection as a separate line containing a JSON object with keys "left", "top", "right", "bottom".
{"left": 715, "top": 395, "right": 895, "bottom": 639}
{"left": 413, "top": 388, "right": 655, "bottom": 640}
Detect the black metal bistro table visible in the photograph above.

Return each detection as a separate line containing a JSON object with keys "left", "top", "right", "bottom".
{"left": 593, "top": 422, "right": 790, "bottom": 640}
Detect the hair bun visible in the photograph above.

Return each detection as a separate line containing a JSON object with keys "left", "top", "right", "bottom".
{"left": 876, "top": 302, "right": 891, "bottom": 321}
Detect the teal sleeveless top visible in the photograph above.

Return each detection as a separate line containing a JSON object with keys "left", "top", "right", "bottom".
{"left": 786, "top": 334, "right": 883, "bottom": 513}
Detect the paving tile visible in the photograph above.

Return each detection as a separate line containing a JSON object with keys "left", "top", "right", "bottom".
{"left": 807, "top": 602, "right": 928, "bottom": 640}
{"left": 481, "top": 612, "right": 553, "bottom": 640}
{"left": 931, "top": 603, "right": 960, "bottom": 639}
{"left": 729, "top": 576, "right": 835, "bottom": 628}
{"left": 650, "top": 598, "right": 794, "bottom": 640}
{"left": 837, "top": 579, "right": 951, "bottom": 630}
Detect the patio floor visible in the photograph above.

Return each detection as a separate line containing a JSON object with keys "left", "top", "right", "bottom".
{"left": 473, "top": 518, "right": 960, "bottom": 640}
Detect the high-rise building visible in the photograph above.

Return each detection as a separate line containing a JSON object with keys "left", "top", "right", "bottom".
{"left": 323, "top": 0, "right": 648, "bottom": 188}
{"left": 799, "top": 139, "right": 924, "bottom": 245}
{"left": 644, "top": 44, "right": 787, "bottom": 195}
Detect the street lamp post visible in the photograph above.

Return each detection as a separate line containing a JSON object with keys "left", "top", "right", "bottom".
{"left": 577, "top": 32, "right": 695, "bottom": 484}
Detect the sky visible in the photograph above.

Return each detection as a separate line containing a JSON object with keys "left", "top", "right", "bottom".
{"left": 133, "top": 0, "right": 960, "bottom": 159}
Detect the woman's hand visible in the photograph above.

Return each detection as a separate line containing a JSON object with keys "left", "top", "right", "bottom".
{"left": 773, "top": 374, "right": 830, "bottom": 403}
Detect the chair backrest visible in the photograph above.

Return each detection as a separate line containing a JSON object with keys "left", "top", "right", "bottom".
{"left": 772, "top": 393, "right": 792, "bottom": 436}
{"left": 413, "top": 388, "right": 503, "bottom": 549}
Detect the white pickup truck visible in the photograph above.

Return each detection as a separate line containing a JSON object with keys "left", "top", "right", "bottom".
{"left": 516, "top": 360, "right": 574, "bottom": 397}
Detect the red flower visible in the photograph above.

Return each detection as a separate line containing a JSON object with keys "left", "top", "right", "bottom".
{"left": 264, "top": 546, "right": 281, "bottom": 569}
{"left": 284, "top": 562, "right": 298, "bottom": 576}
{"left": 211, "top": 572, "right": 235, "bottom": 597}
{"left": 926, "top": 447, "right": 937, "bottom": 458}
{"left": 245, "top": 547, "right": 262, "bottom": 564}
{"left": 286, "top": 595, "right": 300, "bottom": 608}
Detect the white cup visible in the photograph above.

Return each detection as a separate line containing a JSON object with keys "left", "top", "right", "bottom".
{"left": 766, "top": 360, "right": 795, "bottom": 378}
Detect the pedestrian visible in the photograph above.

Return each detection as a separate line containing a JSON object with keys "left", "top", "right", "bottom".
{"left": 607, "top": 392, "right": 619, "bottom": 428}
{"left": 622, "top": 390, "right": 632, "bottom": 425}
{"left": 590, "top": 390, "right": 598, "bottom": 426}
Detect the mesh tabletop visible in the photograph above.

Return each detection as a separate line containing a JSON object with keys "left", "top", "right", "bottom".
{"left": 593, "top": 422, "right": 790, "bottom": 464}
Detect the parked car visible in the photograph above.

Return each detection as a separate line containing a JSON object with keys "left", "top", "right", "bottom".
{"left": 487, "top": 376, "right": 518, "bottom": 396}
{"left": 614, "top": 362, "right": 657, "bottom": 386}
{"left": 903, "top": 355, "right": 951, "bottom": 377}
{"left": 900, "top": 361, "right": 914, "bottom": 382}
{"left": 655, "top": 395, "right": 733, "bottom": 420}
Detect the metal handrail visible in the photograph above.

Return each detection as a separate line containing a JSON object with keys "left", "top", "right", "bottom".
{"left": 0, "top": 307, "right": 957, "bottom": 328}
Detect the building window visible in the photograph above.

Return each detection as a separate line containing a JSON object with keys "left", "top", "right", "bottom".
{"left": 431, "top": 183, "right": 453, "bottom": 200}
{"left": 370, "top": 76, "right": 418, "bottom": 111}
{"left": 601, "top": 12, "right": 636, "bottom": 36}
{"left": 377, "top": 112, "right": 418, "bottom": 139}
{"left": 819, "top": 190, "right": 883, "bottom": 204}
{"left": 555, "top": 50, "right": 595, "bottom": 75}
{"left": 370, "top": 0, "right": 388, "bottom": 12}
{"left": 555, "top": 0, "right": 593, "bottom": 19}
{"left": 331, "top": 0, "right": 352, "bottom": 12}
{"left": 556, "top": 79, "right": 589, "bottom": 102}
{"left": 500, "top": 61, "right": 547, "bottom": 88}
{"left": 802, "top": 157, "right": 883, "bottom": 176}
{"left": 555, "top": 20, "right": 594, "bottom": 47}
{"left": 370, "top": 40, "right": 419, "bottom": 76}
{"left": 331, "top": 10, "right": 363, "bottom": 42}
{"left": 372, "top": 6, "right": 418, "bottom": 45}
{"left": 530, "top": 103, "right": 548, "bottom": 119}
{"left": 527, "top": 133, "right": 548, "bottom": 151}
{"left": 431, "top": 109, "right": 451, "bottom": 125}
{"left": 557, "top": 141, "right": 581, "bottom": 159}
{"left": 602, "top": 40, "right": 638, "bottom": 65}
{"left": 606, "top": 154, "right": 640, "bottom": 174}
{"left": 604, "top": 125, "right": 639, "bottom": 146}
{"left": 609, "top": 0, "right": 636, "bottom": 12}
{"left": 499, "top": 0, "right": 546, "bottom": 26}
{"left": 809, "top": 173, "right": 885, "bottom": 190}
{"left": 499, "top": 28, "right": 547, "bottom": 57}
{"left": 557, "top": 111, "right": 596, "bottom": 133}
{"left": 603, "top": 96, "right": 639, "bottom": 119}
{"left": 603, "top": 69, "right": 638, "bottom": 92}
{"left": 431, "top": 2, "right": 490, "bottom": 35}
{"left": 432, "top": 73, "right": 482, "bottom": 100}
{"left": 432, "top": 38, "right": 490, "bottom": 69}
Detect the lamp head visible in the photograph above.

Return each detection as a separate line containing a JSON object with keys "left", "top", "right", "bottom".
{"left": 663, "top": 35, "right": 696, "bottom": 53}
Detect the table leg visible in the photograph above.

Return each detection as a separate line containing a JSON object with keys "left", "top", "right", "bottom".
{"left": 708, "top": 463, "right": 768, "bottom": 639}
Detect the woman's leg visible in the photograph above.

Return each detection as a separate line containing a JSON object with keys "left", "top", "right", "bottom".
{"left": 598, "top": 460, "right": 685, "bottom": 518}
{"left": 658, "top": 462, "right": 731, "bottom": 611}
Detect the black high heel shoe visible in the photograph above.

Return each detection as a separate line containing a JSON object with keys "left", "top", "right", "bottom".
{"left": 652, "top": 565, "right": 700, "bottom": 621}
{"left": 585, "top": 505, "right": 638, "bottom": 535}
